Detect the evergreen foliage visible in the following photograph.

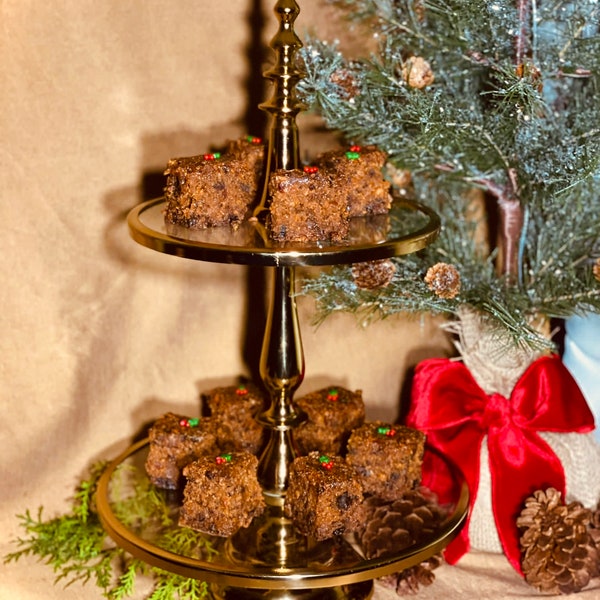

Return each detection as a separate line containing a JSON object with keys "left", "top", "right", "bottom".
{"left": 4, "top": 462, "right": 212, "bottom": 599}
{"left": 298, "top": 0, "right": 600, "bottom": 348}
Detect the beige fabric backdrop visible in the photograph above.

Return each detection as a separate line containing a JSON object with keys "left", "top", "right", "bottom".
{"left": 1, "top": 2, "right": 597, "bottom": 598}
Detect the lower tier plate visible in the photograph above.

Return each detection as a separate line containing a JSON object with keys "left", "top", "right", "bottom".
{"left": 96, "top": 439, "right": 468, "bottom": 592}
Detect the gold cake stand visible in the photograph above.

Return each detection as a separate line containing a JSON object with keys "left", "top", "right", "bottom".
{"left": 96, "top": 2, "right": 468, "bottom": 598}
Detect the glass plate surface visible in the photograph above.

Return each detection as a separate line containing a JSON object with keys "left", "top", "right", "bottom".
{"left": 97, "top": 439, "right": 468, "bottom": 590}
{"left": 127, "top": 198, "right": 440, "bottom": 267}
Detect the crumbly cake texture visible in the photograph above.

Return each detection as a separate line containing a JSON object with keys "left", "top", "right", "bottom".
{"left": 268, "top": 145, "right": 391, "bottom": 243}
{"left": 145, "top": 412, "right": 218, "bottom": 490}
{"left": 315, "top": 145, "right": 392, "bottom": 217}
{"left": 268, "top": 167, "right": 351, "bottom": 243}
{"left": 163, "top": 136, "right": 265, "bottom": 229}
{"left": 202, "top": 382, "right": 265, "bottom": 454}
{"left": 293, "top": 386, "right": 365, "bottom": 456}
{"left": 284, "top": 451, "right": 364, "bottom": 540}
{"left": 346, "top": 422, "right": 425, "bottom": 501}
{"left": 179, "top": 451, "right": 265, "bottom": 537}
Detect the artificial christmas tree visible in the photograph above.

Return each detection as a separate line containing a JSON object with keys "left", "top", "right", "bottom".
{"left": 298, "top": 0, "right": 600, "bottom": 348}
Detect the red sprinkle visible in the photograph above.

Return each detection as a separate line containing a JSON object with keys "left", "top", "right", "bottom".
{"left": 319, "top": 455, "right": 334, "bottom": 470}
{"left": 303, "top": 165, "right": 319, "bottom": 174}
{"left": 236, "top": 384, "right": 249, "bottom": 396}
{"left": 179, "top": 418, "right": 190, "bottom": 427}
{"left": 349, "top": 145, "right": 361, "bottom": 152}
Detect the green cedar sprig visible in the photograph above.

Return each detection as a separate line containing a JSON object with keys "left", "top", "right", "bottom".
{"left": 4, "top": 462, "right": 212, "bottom": 599}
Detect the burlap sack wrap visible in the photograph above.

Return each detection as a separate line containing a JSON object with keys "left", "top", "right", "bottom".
{"left": 406, "top": 308, "right": 600, "bottom": 573}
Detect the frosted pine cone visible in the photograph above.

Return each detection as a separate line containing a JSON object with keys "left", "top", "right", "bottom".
{"left": 352, "top": 259, "right": 396, "bottom": 290}
{"left": 385, "top": 164, "right": 413, "bottom": 196}
{"left": 358, "top": 489, "right": 447, "bottom": 595}
{"left": 517, "top": 488, "right": 600, "bottom": 594}
{"left": 401, "top": 56, "right": 435, "bottom": 89}
{"left": 424, "top": 263, "right": 460, "bottom": 299}
{"left": 330, "top": 67, "right": 361, "bottom": 100}
{"left": 593, "top": 258, "right": 600, "bottom": 282}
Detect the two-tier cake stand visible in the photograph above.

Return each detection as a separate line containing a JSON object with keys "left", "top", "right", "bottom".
{"left": 96, "top": 2, "right": 468, "bottom": 598}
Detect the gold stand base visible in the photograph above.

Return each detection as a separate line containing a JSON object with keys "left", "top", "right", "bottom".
{"left": 211, "top": 580, "right": 373, "bottom": 599}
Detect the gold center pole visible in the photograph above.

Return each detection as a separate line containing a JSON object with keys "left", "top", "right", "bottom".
{"left": 257, "top": 265, "right": 305, "bottom": 499}
{"left": 254, "top": 0, "right": 305, "bottom": 500}
{"left": 225, "top": 0, "right": 310, "bottom": 579}
{"left": 222, "top": 5, "right": 373, "bottom": 597}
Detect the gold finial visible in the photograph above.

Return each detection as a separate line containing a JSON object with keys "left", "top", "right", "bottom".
{"left": 254, "top": 0, "right": 304, "bottom": 217}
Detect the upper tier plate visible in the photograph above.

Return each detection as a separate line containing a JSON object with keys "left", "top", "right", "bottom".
{"left": 127, "top": 197, "right": 440, "bottom": 267}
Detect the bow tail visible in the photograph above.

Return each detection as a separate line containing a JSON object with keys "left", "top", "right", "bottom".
{"left": 488, "top": 426, "right": 566, "bottom": 574}
{"left": 420, "top": 424, "right": 486, "bottom": 564}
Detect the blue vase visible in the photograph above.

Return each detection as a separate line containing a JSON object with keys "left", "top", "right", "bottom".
{"left": 563, "top": 313, "right": 600, "bottom": 442}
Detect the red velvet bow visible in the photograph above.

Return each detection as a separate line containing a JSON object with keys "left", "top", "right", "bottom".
{"left": 406, "top": 354, "right": 595, "bottom": 573}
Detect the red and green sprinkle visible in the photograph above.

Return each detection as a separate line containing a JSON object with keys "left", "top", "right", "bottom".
{"left": 345, "top": 146, "right": 362, "bottom": 160}
{"left": 327, "top": 388, "right": 339, "bottom": 402}
{"left": 377, "top": 425, "right": 397, "bottom": 437}
{"left": 216, "top": 453, "right": 233, "bottom": 465}
{"left": 319, "top": 455, "right": 334, "bottom": 470}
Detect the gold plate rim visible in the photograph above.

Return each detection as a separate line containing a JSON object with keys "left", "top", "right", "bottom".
{"left": 127, "top": 197, "right": 441, "bottom": 267}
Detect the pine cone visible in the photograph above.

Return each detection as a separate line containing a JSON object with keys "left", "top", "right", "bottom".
{"left": 330, "top": 67, "right": 361, "bottom": 100}
{"left": 385, "top": 164, "right": 412, "bottom": 192}
{"left": 358, "top": 489, "right": 447, "bottom": 595}
{"left": 377, "top": 555, "right": 443, "bottom": 596}
{"left": 424, "top": 263, "right": 461, "bottom": 299}
{"left": 517, "top": 488, "right": 600, "bottom": 594}
{"left": 400, "top": 56, "right": 435, "bottom": 89}
{"left": 593, "top": 257, "right": 600, "bottom": 283}
{"left": 588, "top": 498, "right": 600, "bottom": 550}
{"left": 352, "top": 259, "right": 396, "bottom": 290}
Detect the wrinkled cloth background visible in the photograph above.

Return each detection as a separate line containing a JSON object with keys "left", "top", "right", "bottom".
{"left": 2, "top": 2, "right": 598, "bottom": 598}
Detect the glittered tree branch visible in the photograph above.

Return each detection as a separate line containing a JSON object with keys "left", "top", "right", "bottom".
{"left": 296, "top": 0, "right": 600, "bottom": 348}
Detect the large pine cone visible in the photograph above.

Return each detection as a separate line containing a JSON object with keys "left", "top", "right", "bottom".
{"left": 358, "top": 488, "right": 447, "bottom": 595}
{"left": 517, "top": 488, "right": 600, "bottom": 594}
{"left": 588, "top": 499, "right": 600, "bottom": 571}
